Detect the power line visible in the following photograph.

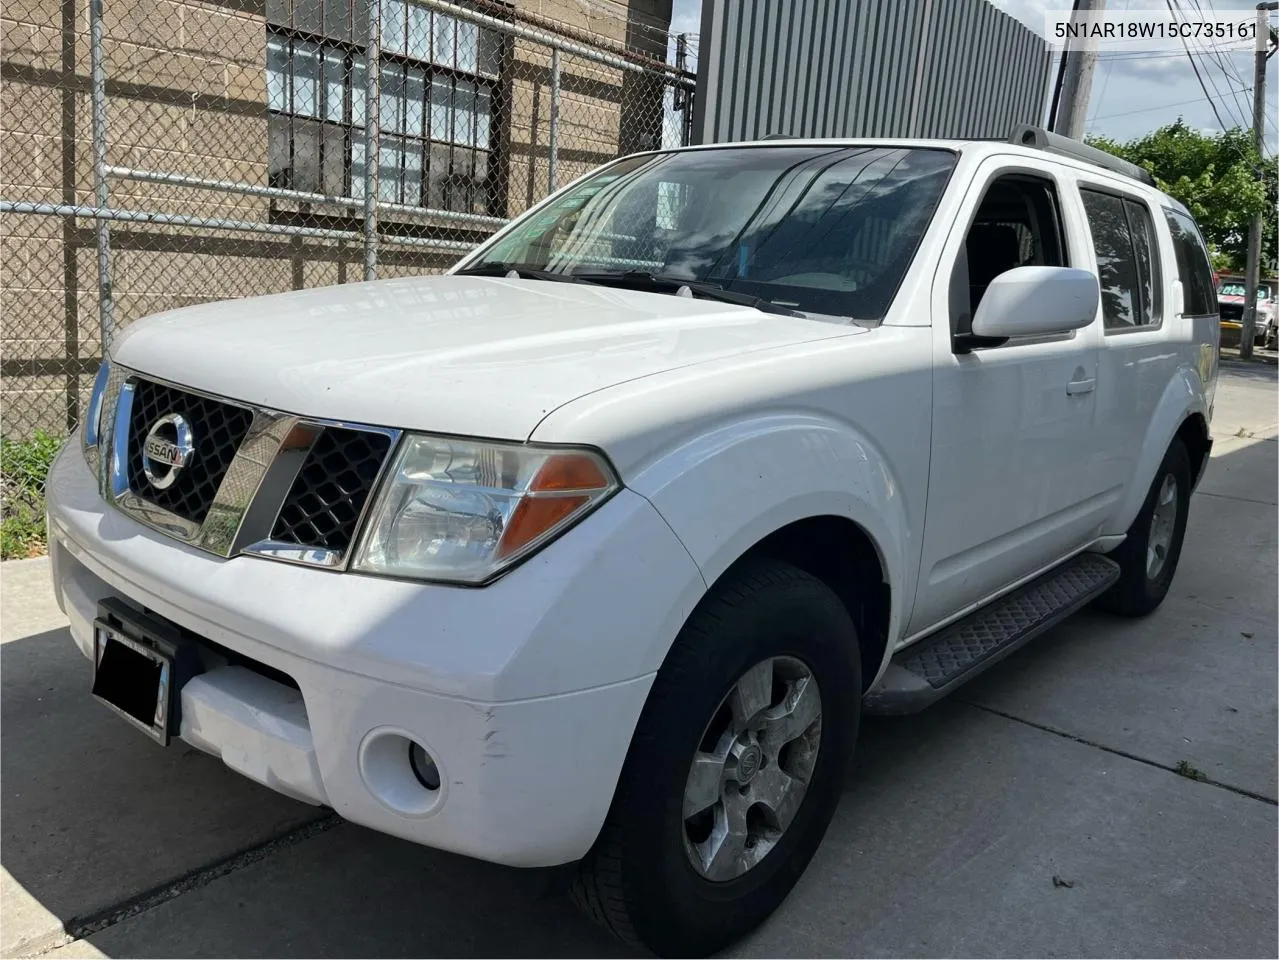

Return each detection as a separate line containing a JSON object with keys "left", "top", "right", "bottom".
{"left": 1077, "top": 47, "right": 1256, "bottom": 64}
{"left": 1192, "top": 0, "right": 1254, "bottom": 118}
{"left": 1088, "top": 0, "right": 1132, "bottom": 126}
{"left": 1092, "top": 86, "right": 1251, "bottom": 120}
{"left": 1184, "top": 0, "right": 1253, "bottom": 127}
{"left": 1169, "top": 0, "right": 1246, "bottom": 128}
{"left": 1164, "top": 0, "right": 1231, "bottom": 128}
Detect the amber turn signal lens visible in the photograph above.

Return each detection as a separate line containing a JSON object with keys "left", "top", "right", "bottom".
{"left": 497, "top": 494, "right": 590, "bottom": 558}
{"left": 495, "top": 452, "right": 613, "bottom": 558}
{"left": 528, "top": 452, "right": 613, "bottom": 492}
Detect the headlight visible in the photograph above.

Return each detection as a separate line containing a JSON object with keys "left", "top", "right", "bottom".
{"left": 82, "top": 359, "right": 111, "bottom": 464}
{"left": 352, "top": 434, "right": 619, "bottom": 584}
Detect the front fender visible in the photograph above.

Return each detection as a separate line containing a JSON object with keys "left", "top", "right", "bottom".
{"left": 1109, "top": 361, "right": 1210, "bottom": 535}
{"left": 626, "top": 412, "right": 914, "bottom": 667}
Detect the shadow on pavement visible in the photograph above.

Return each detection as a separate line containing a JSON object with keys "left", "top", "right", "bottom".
{"left": 1218, "top": 355, "right": 1279, "bottom": 380}
{"left": 0, "top": 628, "right": 325, "bottom": 956}
{"left": 0, "top": 627, "right": 634, "bottom": 959}
{"left": 2, "top": 410, "right": 1275, "bottom": 958}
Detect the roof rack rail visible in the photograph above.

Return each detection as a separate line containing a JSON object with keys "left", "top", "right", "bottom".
{"left": 1010, "top": 125, "right": 1156, "bottom": 187}
{"left": 762, "top": 132, "right": 795, "bottom": 140}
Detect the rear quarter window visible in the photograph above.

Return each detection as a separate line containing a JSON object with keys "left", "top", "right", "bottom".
{"left": 1164, "top": 209, "right": 1217, "bottom": 316}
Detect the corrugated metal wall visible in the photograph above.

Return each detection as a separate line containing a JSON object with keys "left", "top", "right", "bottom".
{"left": 691, "top": 0, "right": 1051, "bottom": 144}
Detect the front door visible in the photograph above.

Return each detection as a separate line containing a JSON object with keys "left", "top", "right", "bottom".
{"left": 908, "top": 159, "right": 1107, "bottom": 637}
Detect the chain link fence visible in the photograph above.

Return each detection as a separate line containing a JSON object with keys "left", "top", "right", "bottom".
{"left": 1, "top": 0, "right": 695, "bottom": 438}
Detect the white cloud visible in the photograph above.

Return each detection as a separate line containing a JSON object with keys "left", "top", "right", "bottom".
{"left": 1088, "top": 45, "right": 1269, "bottom": 141}
{"left": 670, "top": 0, "right": 700, "bottom": 34}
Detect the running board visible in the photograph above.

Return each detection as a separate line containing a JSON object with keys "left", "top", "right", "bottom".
{"left": 863, "top": 553, "right": 1121, "bottom": 715}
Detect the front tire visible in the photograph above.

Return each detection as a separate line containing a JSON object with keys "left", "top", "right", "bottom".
{"left": 571, "top": 558, "right": 861, "bottom": 956}
{"left": 1097, "top": 438, "right": 1191, "bottom": 616}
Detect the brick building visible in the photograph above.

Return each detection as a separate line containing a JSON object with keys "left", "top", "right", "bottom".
{"left": 0, "top": 0, "right": 679, "bottom": 435}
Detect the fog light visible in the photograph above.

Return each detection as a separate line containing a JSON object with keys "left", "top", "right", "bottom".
{"left": 408, "top": 741, "right": 441, "bottom": 791}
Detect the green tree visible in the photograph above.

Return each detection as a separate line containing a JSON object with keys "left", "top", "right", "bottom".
{"left": 1088, "top": 121, "right": 1277, "bottom": 273}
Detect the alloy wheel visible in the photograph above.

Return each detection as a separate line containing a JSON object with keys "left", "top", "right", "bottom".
{"left": 681, "top": 656, "right": 823, "bottom": 882}
{"left": 1147, "top": 473, "right": 1179, "bottom": 579}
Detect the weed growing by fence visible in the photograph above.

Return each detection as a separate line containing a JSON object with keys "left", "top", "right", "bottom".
{"left": 1, "top": 432, "right": 64, "bottom": 559}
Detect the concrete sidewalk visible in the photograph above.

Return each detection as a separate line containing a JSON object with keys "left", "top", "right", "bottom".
{"left": 2, "top": 362, "right": 1275, "bottom": 958}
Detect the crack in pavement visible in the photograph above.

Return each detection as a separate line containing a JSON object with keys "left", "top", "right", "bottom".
{"left": 16, "top": 814, "right": 342, "bottom": 958}
{"left": 1197, "top": 490, "right": 1279, "bottom": 507}
{"left": 963, "top": 701, "right": 1279, "bottom": 807}
{"left": 17, "top": 705, "right": 1275, "bottom": 956}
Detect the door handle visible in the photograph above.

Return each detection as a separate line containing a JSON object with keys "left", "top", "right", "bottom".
{"left": 1066, "top": 378, "right": 1096, "bottom": 396}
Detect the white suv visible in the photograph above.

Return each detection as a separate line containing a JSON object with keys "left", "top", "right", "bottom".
{"left": 46, "top": 129, "right": 1219, "bottom": 956}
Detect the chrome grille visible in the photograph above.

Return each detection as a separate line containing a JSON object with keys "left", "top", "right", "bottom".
{"left": 125, "top": 378, "right": 254, "bottom": 524}
{"left": 94, "top": 365, "right": 400, "bottom": 568}
{"left": 271, "top": 427, "right": 394, "bottom": 552}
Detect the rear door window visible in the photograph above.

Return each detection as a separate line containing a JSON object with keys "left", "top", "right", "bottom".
{"left": 1164, "top": 209, "right": 1218, "bottom": 316}
{"left": 1080, "top": 189, "right": 1144, "bottom": 329}
{"left": 1123, "top": 199, "right": 1161, "bottom": 326}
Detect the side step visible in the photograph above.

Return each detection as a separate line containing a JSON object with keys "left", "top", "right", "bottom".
{"left": 863, "top": 553, "right": 1121, "bottom": 715}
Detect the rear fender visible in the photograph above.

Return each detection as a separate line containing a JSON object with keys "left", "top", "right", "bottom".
{"left": 1109, "top": 362, "right": 1210, "bottom": 534}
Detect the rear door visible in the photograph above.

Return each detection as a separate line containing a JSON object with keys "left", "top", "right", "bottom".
{"left": 1078, "top": 183, "right": 1217, "bottom": 528}
{"left": 1163, "top": 207, "right": 1221, "bottom": 413}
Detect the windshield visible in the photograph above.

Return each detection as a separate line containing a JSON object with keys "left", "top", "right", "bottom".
{"left": 1218, "top": 282, "right": 1272, "bottom": 300}
{"left": 467, "top": 145, "right": 957, "bottom": 321}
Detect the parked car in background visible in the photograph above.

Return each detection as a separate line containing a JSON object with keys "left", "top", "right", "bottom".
{"left": 1217, "top": 276, "right": 1277, "bottom": 348}
{"left": 46, "top": 129, "right": 1219, "bottom": 956}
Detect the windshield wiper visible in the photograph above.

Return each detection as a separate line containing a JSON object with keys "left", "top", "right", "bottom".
{"left": 571, "top": 271, "right": 803, "bottom": 317}
{"left": 455, "top": 263, "right": 592, "bottom": 285}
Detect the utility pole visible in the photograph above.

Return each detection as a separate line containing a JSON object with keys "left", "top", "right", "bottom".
{"left": 1240, "top": 1, "right": 1278, "bottom": 360}
{"left": 1048, "top": 0, "right": 1083, "bottom": 130}
{"left": 674, "top": 33, "right": 692, "bottom": 146}
{"left": 1053, "top": 0, "right": 1105, "bottom": 139}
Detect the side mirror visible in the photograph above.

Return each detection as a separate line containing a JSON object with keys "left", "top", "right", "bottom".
{"left": 969, "top": 266, "right": 1100, "bottom": 341}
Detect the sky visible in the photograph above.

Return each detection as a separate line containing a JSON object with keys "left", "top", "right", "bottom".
{"left": 667, "top": 0, "right": 1278, "bottom": 151}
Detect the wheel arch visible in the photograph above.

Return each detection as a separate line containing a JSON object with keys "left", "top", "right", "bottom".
{"left": 627, "top": 412, "right": 917, "bottom": 693}
{"left": 1109, "top": 366, "right": 1212, "bottom": 533}
{"left": 714, "top": 515, "right": 892, "bottom": 693}
{"left": 1176, "top": 411, "right": 1212, "bottom": 489}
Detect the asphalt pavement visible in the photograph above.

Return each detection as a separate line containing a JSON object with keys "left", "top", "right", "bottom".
{"left": 2, "top": 358, "right": 1275, "bottom": 958}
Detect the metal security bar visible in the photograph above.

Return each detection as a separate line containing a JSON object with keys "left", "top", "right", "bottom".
{"left": 0, "top": 0, "right": 695, "bottom": 437}
{"left": 0, "top": 201, "right": 475, "bottom": 250}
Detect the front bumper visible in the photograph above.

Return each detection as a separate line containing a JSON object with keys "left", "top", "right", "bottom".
{"left": 46, "top": 442, "right": 706, "bottom": 867}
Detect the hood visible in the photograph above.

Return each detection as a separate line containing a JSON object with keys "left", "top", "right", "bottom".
{"left": 111, "top": 275, "right": 855, "bottom": 439}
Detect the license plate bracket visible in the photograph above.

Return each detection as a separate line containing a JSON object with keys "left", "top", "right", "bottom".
{"left": 92, "top": 599, "right": 201, "bottom": 746}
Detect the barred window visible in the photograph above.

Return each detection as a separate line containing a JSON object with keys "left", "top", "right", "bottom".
{"left": 266, "top": 0, "right": 500, "bottom": 215}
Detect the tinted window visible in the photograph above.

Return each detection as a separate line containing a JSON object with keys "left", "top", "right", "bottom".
{"left": 1081, "top": 189, "right": 1142, "bottom": 329}
{"left": 474, "top": 146, "right": 957, "bottom": 321}
{"left": 1123, "top": 198, "right": 1161, "bottom": 326}
{"left": 1164, "top": 209, "right": 1217, "bottom": 316}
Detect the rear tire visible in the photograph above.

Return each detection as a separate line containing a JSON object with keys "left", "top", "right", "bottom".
{"left": 1097, "top": 438, "right": 1191, "bottom": 617}
{"left": 571, "top": 558, "right": 861, "bottom": 956}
